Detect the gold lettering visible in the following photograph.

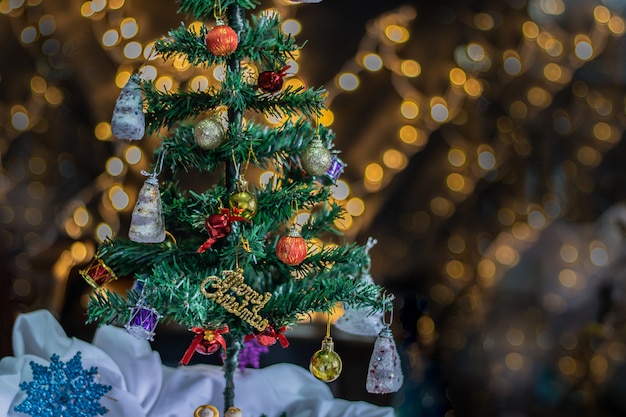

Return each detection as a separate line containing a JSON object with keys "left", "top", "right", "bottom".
{"left": 200, "top": 270, "right": 272, "bottom": 330}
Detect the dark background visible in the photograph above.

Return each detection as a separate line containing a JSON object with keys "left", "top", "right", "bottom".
{"left": 3, "top": 0, "right": 626, "bottom": 416}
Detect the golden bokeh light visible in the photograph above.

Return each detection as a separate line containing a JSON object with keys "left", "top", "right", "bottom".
{"left": 400, "top": 59, "right": 421, "bottom": 77}
{"left": 400, "top": 99, "right": 419, "bottom": 119}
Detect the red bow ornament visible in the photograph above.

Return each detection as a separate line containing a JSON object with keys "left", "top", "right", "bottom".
{"left": 179, "top": 326, "right": 229, "bottom": 365}
{"left": 197, "top": 208, "right": 247, "bottom": 253}
{"left": 244, "top": 324, "right": 289, "bottom": 348}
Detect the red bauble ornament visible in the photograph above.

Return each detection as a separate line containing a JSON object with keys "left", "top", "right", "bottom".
{"left": 205, "top": 21, "right": 239, "bottom": 56}
{"left": 257, "top": 66, "right": 290, "bottom": 93}
{"left": 276, "top": 226, "right": 307, "bottom": 266}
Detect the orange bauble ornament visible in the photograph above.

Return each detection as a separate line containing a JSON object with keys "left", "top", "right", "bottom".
{"left": 205, "top": 20, "right": 239, "bottom": 56}
{"left": 276, "top": 226, "right": 307, "bottom": 266}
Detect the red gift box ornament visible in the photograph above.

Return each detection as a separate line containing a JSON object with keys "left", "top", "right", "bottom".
{"left": 180, "top": 326, "right": 229, "bottom": 365}
{"left": 244, "top": 324, "right": 289, "bottom": 348}
{"left": 80, "top": 255, "right": 118, "bottom": 288}
{"left": 197, "top": 208, "right": 247, "bottom": 253}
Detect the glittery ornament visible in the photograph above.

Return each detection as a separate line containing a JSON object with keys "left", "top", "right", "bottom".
{"left": 80, "top": 255, "right": 117, "bottom": 288}
{"left": 206, "top": 20, "right": 239, "bottom": 56}
{"left": 111, "top": 73, "right": 145, "bottom": 140}
{"left": 301, "top": 136, "right": 332, "bottom": 176}
{"left": 194, "top": 113, "right": 228, "bottom": 150}
{"left": 129, "top": 175, "right": 165, "bottom": 243}
{"left": 257, "top": 66, "right": 289, "bottom": 93}
{"left": 276, "top": 226, "right": 307, "bottom": 265}
{"left": 14, "top": 352, "right": 112, "bottom": 417}
{"left": 228, "top": 178, "right": 257, "bottom": 220}
{"left": 309, "top": 336, "right": 342, "bottom": 382}
{"left": 366, "top": 324, "right": 404, "bottom": 394}
{"left": 125, "top": 299, "right": 161, "bottom": 341}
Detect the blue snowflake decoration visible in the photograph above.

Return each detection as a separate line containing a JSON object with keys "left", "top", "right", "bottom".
{"left": 14, "top": 351, "right": 112, "bottom": 417}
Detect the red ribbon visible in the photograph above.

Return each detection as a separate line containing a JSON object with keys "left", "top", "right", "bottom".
{"left": 244, "top": 324, "right": 289, "bottom": 348}
{"left": 197, "top": 208, "right": 247, "bottom": 253}
{"left": 179, "top": 326, "right": 229, "bottom": 365}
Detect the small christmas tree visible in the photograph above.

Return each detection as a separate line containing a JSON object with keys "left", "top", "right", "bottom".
{"left": 83, "top": 0, "right": 397, "bottom": 412}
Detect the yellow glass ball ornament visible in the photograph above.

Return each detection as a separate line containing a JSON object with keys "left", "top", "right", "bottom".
{"left": 309, "top": 336, "right": 342, "bottom": 382}
{"left": 228, "top": 178, "right": 257, "bottom": 220}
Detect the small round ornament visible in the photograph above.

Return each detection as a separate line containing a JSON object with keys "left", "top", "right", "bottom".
{"left": 276, "top": 226, "right": 307, "bottom": 266}
{"left": 309, "top": 336, "right": 342, "bottom": 382}
{"left": 206, "top": 20, "right": 238, "bottom": 56}
{"left": 194, "top": 114, "right": 227, "bottom": 150}
{"left": 301, "top": 136, "right": 333, "bottom": 176}
{"left": 257, "top": 66, "right": 289, "bottom": 93}
{"left": 228, "top": 179, "right": 257, "bottom": 220}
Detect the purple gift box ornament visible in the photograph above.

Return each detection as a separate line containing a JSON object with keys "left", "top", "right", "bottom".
{"left": 125, "top": 300, "right": 162, "bottom": 341}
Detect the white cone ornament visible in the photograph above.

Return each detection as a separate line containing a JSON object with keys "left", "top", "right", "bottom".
{"left": 366, "top": 324, "right": 403, "bottom": 394}
{"left": 335, "top": 305, "right": 383, "bottom": 336}
{"left": 129, "top": 175, "right": 165, "bottom": 243}
{"left": 111, "top": 73, "right": 145, "bottom": 140}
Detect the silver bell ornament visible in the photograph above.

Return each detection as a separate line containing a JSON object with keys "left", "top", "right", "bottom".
{"left": 129, "top": 152, "right": 166, "bottom": 243}
{"left": 194, "top": 112, "right": 228, "bottom": 150}
{"left": 366, "top": 304, "right": 403, "bottom": 394}
{"left": 111, "top": 73, "right": 145, "bottom": 140}
{"left": 301, "top": 136, "right": 332, "bottom": 176}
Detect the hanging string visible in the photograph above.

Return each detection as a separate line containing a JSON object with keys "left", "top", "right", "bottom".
{"left": 325, "top": 313, "right": 331, "bottom": 339}
{"left": 214, "top": 0, "right": 224, "bottom": 21}
{"left": 241, "top": 138, "right": 259, "bottom": 177}
{"left": 230, "top": 149, "right": 240, "bottom": 179}
{"left": 140, "top": 147, "right": 167, "bottom": 180}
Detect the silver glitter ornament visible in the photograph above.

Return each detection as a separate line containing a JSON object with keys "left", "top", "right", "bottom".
{"left": 366, "top": 310, "right": 403, "bottom": 394}
{"left": 129, "top": 175, "right": 166, "bottom": 243}
{"left": 194, "top": 113, "right": 228, "bottom": 150}
{"left": 301, "top": 136, "right": 332, "bottom": 176}
{"left": 111, "top": 73, "right": 145, "bottom": 140}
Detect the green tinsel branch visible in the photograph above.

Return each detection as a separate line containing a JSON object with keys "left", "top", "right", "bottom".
{"left": 176, "top": 0, "right": 261, "bottom": 21}
{"left": 154, "top": 14, "right": 298, "bottom": 71}
{"left": 144, "top": 79, "right": 325, "bottom": 133}
{"left": 241, "top": 14, "right": 300, "bottom": 67}
{"left": 157, "top": 120, "right": 333, "bottom": 177}
{"left": 154, "top": 23, "right": 212, "bottom": 67}
{"left": 301, "top": 201, "right": 345, "bottom": 239}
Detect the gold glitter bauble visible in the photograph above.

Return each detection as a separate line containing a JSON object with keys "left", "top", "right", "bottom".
{"left": 309, "top": 337, "right": 342, "bottom": 382}
{"left": 194, "top": 115, "right": 227, "bottom": 150}
{"left": 301, "top": 137, "right": 332, "bottom": 176}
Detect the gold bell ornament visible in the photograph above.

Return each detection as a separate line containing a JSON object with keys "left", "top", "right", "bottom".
{"left": 228, "top": 178, "right": 257, "bottom": 220}
{"left": 129, "top": 152, "right": 166, "bottom": 243}
{"left": 365, "top": 301, "right": 404, "bottom": 394}
{"left": 309, "top": 315, "right": 342, "bottom": 382}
